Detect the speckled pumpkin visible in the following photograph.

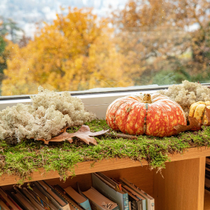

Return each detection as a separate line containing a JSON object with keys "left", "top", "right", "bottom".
{"left": 189, "top": 101, "right": 210, "bottom": 125}
{"left": 106, "top": 93, "right": 186, "bottom": 137}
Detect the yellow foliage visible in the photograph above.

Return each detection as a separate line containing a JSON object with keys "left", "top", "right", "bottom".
{"left": 2, "top": 7, "right": 133, "bottom": 96}
{"left": 111, "top": 0, "right": 210, "bottom": 84}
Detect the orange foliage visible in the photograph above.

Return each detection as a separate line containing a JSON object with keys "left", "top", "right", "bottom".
{"left": 2, "top": 7, "right": 133, "bottom": 96}
{"left": 112, "top": 0, "right": 210, "bottom": 84}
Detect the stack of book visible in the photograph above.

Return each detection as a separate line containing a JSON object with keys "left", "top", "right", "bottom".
{"left": 0, "top": 173, "right": 155, "bottom": 210}
{"left": 91, "top": 172, "right": 155, "bottom": 210}
{"left": 0, "top": 181, "right": 70, "bottom": 210}
{"left": 206, "top": 157, "right": 210, "bottom": 193}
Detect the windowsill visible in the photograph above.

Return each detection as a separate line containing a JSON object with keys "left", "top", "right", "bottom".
{"left": 0, "top": 84, "right": 169, "bottom": 119}
{"left": 0, "top": 83, "right": 210, "bottom": 119}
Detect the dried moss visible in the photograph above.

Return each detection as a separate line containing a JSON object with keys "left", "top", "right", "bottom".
{"left": 1, "top": 119, "right": 210, "bottom": 182}
{"left": 159, "top": 80, "right": 210, "bottom": 118}
{"left": 0, "top": 87, "right": 96, "bottom": 144}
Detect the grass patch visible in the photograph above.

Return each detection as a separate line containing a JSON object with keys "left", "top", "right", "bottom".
{"left": 1, "top": 119, "right": 210, "bottom": 181}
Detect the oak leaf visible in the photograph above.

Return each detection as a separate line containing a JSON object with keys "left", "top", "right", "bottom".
{"left": 174, "top": 116, "right": 201, "bottom": 134}
{"left": 204, "top": 107, "right": 210, "bottom": 126}
{"left": 37, "top": 125, "right": 109, "bottom": 145}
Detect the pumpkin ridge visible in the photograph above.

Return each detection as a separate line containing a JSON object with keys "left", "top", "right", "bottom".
{"left": 143, "top": 103, "right": 149, "bottom": 134}
{"left": 125, "top": 102, "right": 137, "bottom": 134}
{"left": 115, "top": 101, "right": 137, "bottom": 133}
{"left": 159, "top": 103, "right": 170, "bottom": 136}
{"left": 125, "top": 101, "right": 144, "bottom": 134}
{"left": 146, "top": 103, "right": 163, "bottom": 136}
{"left": 112, "top": 100, "right": 128, "bottom": 129}
{"left": 129, "top": 102, "right": 146, "bottom": 135}
{"left": 164, "top": 100, "right": 186, "bottom": 136}
{"left": 106, "top": 98, "right": 128, "bottom": 130}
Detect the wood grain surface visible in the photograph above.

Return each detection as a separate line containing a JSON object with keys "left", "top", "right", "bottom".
{"left": 154, "top": 157, "right": 206, "bottom": 210}
{"left": 0, "top": 146, "right": 210, "bottom": 186}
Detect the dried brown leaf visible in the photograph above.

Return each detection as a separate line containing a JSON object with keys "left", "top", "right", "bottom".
{"left": 37, "top": 125, "right": 109, "bottom": 145}
{"left": 205, "top": 107, "right": 210, "bottom": 126}
{"left": 174, "top": 116, "right": 201, "bottom": 134}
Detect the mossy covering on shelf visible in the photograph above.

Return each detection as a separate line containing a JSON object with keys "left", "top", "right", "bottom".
{"left": 1, "top": 119, "right": 210, "bottom": 183}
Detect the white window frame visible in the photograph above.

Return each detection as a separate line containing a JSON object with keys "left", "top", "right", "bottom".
{"left": 0, "top": 84, "right": 209, "bottom": 119}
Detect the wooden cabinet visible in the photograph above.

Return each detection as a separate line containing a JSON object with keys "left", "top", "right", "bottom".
{"left": 1, "top": 147, "right": 210, "bottom": 210}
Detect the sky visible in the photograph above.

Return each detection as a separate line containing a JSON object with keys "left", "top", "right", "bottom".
{"left": 0, "top": 0, "right": 128, "bottom": 38}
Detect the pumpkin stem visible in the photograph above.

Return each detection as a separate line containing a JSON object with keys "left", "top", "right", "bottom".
{"left": 143, "top": 94, "right": 152, "bottom": 103}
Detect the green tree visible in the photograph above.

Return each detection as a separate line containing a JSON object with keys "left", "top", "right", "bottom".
{"left": 0, "top": 16, "right": 23, "bottom": 43}
{"left": 0, "top": 36, "right": 7, "bottom": 80}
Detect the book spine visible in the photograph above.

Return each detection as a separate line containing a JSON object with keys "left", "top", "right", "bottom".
{"left": 142, "top": 200, "right": 146, "bottom": 210}
{"left": 114, "top": 205, "right": 120, "bottom": 210}
{"left": 80, "top": 200, "right": 92, "bottom": 210}
{"left": 142, "top": 193, "right": 155, "bottom": 210}
{"left": 123, "top": 194, "right": 129, "bottom": 210}
{"left": 138, "top": 201, "right": 143, "bottom": 210}
{"left": 53, "top": 188, "right": 79, "bottom": 210}
{"left": 149, "top": 200, "right": 155, "bottom": 210}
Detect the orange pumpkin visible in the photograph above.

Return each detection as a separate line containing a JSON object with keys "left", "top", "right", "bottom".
{"left": 106, "top": 93, "right": 186, "bottom": 137}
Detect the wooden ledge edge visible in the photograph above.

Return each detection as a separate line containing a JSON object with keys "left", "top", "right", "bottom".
{"left": 169, "top": 146, "right": 210, "bottom": 162}
{"left": 0, "top": 146, "right": 210, "bottom": 186}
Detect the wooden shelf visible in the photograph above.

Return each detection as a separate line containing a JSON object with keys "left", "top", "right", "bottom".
{"left": 1, "top": 146, "right": 210, "bottom": 210}
{"left": 1, "top": 146, "right": 210, "bottom": 187}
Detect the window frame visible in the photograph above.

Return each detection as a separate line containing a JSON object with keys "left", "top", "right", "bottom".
{"left": 0, "top": 83, "right": 210, "bottom": 119}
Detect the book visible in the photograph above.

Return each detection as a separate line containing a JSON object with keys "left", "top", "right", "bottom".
{"left": 64, "top": 185, "right": 91, "bottom": 210}
{"left": 129, "top": 202, "right": 131, "bottom": 210}
{"left": 205, "top": 177, "right": 210, "bottom": 193}
{"left": 122, "top": 185, "right": 145, "bottom": 210}
{"left": 21, "top": 187, "right": 46, "bottom": 210}
{"left": 38, "top": 181, "right": 68, "bottom": 206}
{"left": 119, "top": 178, "right": 155, "bottom": 210}
{"left": 82, "top": 187, "right": 119, "bottom": 210}
{"left": 92, "top": 173, "right": 129, "bottom": 210}
{"left": 206, "top": 159, "right": 210, "bottom": 169}
{"left": 206, "top": 167, "right": 210, "bottom": 179}
{"left": 0, "top": 187, "right": 20, "bottom": 210}
{"left": 11, "top": 187, "right": 35, "bottom": 210}
{"left": 5, "top": 192, "right": 23, "bottom": 210}
{"left": 206, "top": 177, "right": 210, "bottom": 187}
{"left": 0, "top": 198, "right": 10, "bottom": 210}
{"left": 125, "top": 189, "right": 141, "bottom": 210}
{"left": 35, "top": 181, "right": 70, "bottom": 210}
{"left": 54, "top": 185, "right": 85, "bottom": 210}
{"left": 29, "top": 184, "right": 58, "bottom": 210}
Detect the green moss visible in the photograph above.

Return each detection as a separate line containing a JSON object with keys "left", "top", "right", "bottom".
{"left": 1, "top": 119, "right": 210, "bottom": 182}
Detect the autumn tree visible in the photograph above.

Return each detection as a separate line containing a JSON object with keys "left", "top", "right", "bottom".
{"left": 112, "top": 0, "right": 210, "bottom": 85}
{"left": 0, "top": 16, "right": 29, "bottom": 91}
{"left": 2, "top": 7, "right": 133, "bottom": 96}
